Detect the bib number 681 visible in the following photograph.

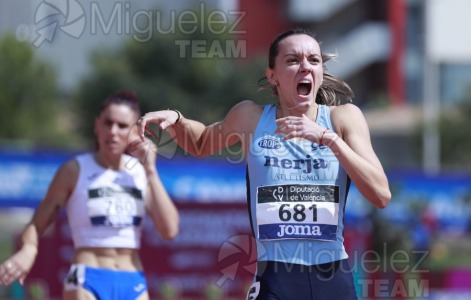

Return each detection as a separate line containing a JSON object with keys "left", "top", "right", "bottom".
{"left": 279, "top": 203, "right": 317, "bottom": 222}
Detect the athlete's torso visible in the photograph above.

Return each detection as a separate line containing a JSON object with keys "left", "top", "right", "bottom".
{"left": 247, "top": 104, "right": 350, "bottom": 265}
{"left": 66, "top": 153, "right": 147, "bottom": 250}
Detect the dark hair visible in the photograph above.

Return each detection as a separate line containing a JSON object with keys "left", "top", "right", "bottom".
{"left": 259, "top": 28, "right": 354, "bottom": 105}
{"left": 268, "top": 28, "right": 312, "bottom": 69}
{"left": 99, "top": 90, "right": 141, "bottom": 117}
{"left": 94, "top": 90, "right": 140, "bottom": 151}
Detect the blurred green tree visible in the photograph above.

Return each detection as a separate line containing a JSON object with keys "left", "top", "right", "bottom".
{"left": 438, "top": 95, "right": 471, "bottom": 168}
{"left": 411, "top": 94, "right": 471, "bottom": 170}
{"left": 0, "top": 34, "right": 76, "bottom": 149}
{"left": 73, "top": 7, "right": 271, "bottom": 151}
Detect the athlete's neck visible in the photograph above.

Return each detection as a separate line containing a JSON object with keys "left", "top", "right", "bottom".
{"left": 94, "top": 152, "right": 122, "bottom": 170}
{"left": 277, "top": 103, "right": 318, "bottom": 121}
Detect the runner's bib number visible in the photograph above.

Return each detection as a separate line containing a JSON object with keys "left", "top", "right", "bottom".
{"left": 87, "top": 187, "right": 144, "bottom": 227}
{"left": 256, "top": 184, "right": 339, "bottom": 241}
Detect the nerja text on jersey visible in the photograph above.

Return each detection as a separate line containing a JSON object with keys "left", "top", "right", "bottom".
{"left": 263, "top": 155, "right": 339, "bottom": 180}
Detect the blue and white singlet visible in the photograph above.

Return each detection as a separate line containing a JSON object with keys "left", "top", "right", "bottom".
{"left": 247, "top": 104, "right": 350, "bottom": 265}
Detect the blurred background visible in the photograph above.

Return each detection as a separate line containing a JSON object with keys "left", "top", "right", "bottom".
{"left": 1, "top": 0, "right": 471, "bottom": 299}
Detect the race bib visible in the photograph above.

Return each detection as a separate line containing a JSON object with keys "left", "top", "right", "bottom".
{"left": 256, "top": 184, "right": 339, "bottom": 241}
{"left": 87, "top": 187, "right": 145, "bottom": 227}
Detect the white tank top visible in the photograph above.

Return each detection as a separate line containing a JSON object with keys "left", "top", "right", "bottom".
{"left": 66, "top": 153, "right": 147, "bottom": 249}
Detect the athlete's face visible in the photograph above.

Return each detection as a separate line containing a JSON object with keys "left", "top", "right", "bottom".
{"left": 95, "top": 103, "right": 138, "bottom": 156}
{"left": 266, "top": 34, "right": 324, "bottom": 110}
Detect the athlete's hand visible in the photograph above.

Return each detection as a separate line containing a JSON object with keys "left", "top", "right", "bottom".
{"left": 0, "top": 244, "right": 37, "bottom": 286}
{"left": 137, "top": 110, "right": 180, "bottom": 142}
{"left": 275, "top": 115, "right": 324, "bottom": 143}
{"left": 127, "top": 127, "right": 158, "bottom": 171}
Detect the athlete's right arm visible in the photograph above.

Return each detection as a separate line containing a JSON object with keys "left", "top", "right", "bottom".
{"left": 139, "top": 101, "right": 261, "bottom": 157}
{"left": 0, "top": 159, "right": 78, "bottom": 286}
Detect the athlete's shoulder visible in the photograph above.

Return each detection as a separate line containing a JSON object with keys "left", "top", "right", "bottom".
{"left": 330, "top": 103, "right": 365, "bottom": 125}
{"left": 330, "top": 103, "right": 362, "bottom": 116}
{"left": 60, "top": 156, "right": 80, "bottom": 176}
{"left": 225, "top": 100, "right": 264, "bottom": 131}
{"left": 231, "top": 100, "right": 264, "bottom": 113}
{"left": 45, "top": 155, "right": 80, "bottom": 200}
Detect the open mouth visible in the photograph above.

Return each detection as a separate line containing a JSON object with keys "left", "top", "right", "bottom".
{"left": 297, "top": 81, "right": 312, "bottom": 96}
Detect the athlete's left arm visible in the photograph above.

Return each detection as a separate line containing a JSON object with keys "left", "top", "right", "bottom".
{"left": 144, "top": 167, "right": 179, "bottom": 240}
{"left": 127, "top": 134, "right": 179, "bottom": 240}
{"left": 327, "top": 103, "right": 391, "bottom": 208}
